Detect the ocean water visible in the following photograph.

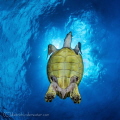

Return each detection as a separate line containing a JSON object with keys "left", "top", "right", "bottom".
{"left": 0, "top": 0, "right": 120, "bottom": 120}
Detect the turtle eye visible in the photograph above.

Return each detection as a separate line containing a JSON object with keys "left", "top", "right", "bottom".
{"left": 51, "top": 76, "right": 58, "bottom": 83}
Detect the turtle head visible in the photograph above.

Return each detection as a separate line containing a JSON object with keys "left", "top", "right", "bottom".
{"left": 50, "top": 76, "right": 79, "bottom": 99}
{"left": 50, "top": 76, "right": 68, "bottom": 99}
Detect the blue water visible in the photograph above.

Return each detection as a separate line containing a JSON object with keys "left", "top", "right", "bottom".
{"left": 0, "top": 0, "right": 120, "bottom": 120}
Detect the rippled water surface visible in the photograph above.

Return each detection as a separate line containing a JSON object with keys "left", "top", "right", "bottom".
{"left": 0, "top": 0, "right": 120, "bottom": 120}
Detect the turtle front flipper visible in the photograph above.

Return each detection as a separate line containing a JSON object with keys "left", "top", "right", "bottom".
{"left": 66, "top": 76, "right": 82, "bottom": 104}
{"left": 74, "top": 42, "right": 82, "bottom": 54}
{"left": 45, "top": 77, "right": 63, "bottom": 102}
{"left": 45, "top": 82, "right": 57, "bottom": 102}
{"left": 70, "top": 84, "right": 81, "bottom": 104}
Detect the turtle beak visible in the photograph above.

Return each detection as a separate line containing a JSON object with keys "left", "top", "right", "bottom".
{"left": 61, "top": 89, "right": 67, "bottom": 98}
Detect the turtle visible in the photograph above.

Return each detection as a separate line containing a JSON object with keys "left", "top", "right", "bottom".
{"left": 45, "top": 32, "right": 84, "bottom": 104}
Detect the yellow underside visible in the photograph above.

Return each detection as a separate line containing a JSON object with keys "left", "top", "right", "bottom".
{"left": 47, "top": 48, "right": 84, "bottom": 89}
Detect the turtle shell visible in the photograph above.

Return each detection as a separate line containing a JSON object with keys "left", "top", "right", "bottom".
{"left": 47, "top": 48, "right": 84, "bottom": 89}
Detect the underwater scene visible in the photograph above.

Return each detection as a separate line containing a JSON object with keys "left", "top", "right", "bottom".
{"left": 0, "top": 0, "right": 120, "bottom": 120}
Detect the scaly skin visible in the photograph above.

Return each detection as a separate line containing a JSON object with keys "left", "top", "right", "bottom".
{"left": 70, "top": 84, "right": 81, "bottom": 103}
{"left": 45, "top": 83, "right": 56, "bottom": 102}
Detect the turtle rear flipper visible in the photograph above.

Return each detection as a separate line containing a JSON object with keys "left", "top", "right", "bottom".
{"left": 47, "top": 44, "right": 57, "bottom": 58}
{"left": 48, "top": 44, "right": 57, "bottom": 55}
{"left": 74, "top": 42, "right": 82, "bottom": 55}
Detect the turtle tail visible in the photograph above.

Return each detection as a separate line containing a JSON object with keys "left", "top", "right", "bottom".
{"left": 63, "top": 32, "right": 72, "bottom": 48}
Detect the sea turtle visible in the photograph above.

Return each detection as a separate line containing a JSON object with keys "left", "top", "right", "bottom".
{"left": 45, "top": 32, "right": 84, "bottom": 104}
